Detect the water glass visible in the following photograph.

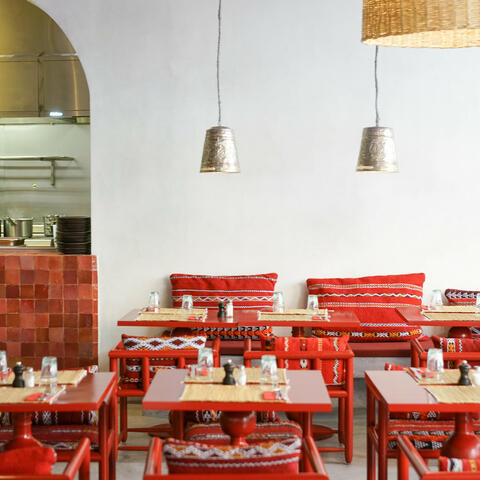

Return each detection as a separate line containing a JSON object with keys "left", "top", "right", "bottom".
{"left": 426, "top": 348, "right": 444, "bottom": 378}
{"left": 272, "top": 292, "right": 285, "bottom": 313}
{"left": 197, "top": 348, "right": 213, "bottom": 378}
{"left": 260, "top": 355, "right": 279, "bottom": 388}
{"left": 429, "top": 290, "right": 443, "bottom": 310}
{"left": 182, "top": 295, "right": 193, "bottom": 310}
{"left": 0, "top": 351, "right": 8, "bottom": 384}
{"left": 39, "top": 357, "right": 58, "bottom": 393}
{"left": 307, "top": 294, "right": 319, "bottom": 311}
{"left": 148, "top": 291, "right": 160, "bottom": 312}
{"left": 476, "top": 293, "right": 480, "bottom": 311}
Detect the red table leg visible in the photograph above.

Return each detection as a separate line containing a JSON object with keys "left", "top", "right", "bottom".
{"left": 4, "top": 412, "right": 42, "bottom": 450}
{"left": 220, "top": 411, "right": 256, "bottom": 446}
{"left": 442, "top": 413, "right": 480, "bottom": 458}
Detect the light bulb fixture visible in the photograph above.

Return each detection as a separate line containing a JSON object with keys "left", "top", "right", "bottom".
{"left": 362, "top": 0, "right": 480, "bottom": 48}
{"left": 357, "top": 47, "right": 398, "bottom": 173}
{"left": 200, "top": 0, "right": 240, "bottom": 174}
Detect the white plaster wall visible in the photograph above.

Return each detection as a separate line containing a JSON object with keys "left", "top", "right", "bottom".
{"left": 33, "top": 0, "right": 480, "bottom": 369}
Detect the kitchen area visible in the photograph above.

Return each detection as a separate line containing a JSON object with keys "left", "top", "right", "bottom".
{"left": 0, "top": 0, "right": 90, "bottom": 252}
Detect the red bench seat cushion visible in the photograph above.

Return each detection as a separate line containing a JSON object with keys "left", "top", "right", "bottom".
{"left": 170, "top": 273, "right": 278, "bottom": 340}
{"left": 432, "top": 335, "right": 480, "bottom": 368}
{"left": 0, "top": 446, "right": 56, "bottom": 474}
{"left": 163, "top": 436, "right": 301, "bottom": 474}
{"left": 307, "top": 273, "right": 425, "bottom": 342}
{"left": 439, "top": 456, "right": 480, "bottom": 472}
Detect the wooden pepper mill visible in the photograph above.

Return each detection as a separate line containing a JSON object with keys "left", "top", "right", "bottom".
{"left": 217, "top": 302, "right": 226, "bottom": 319}
{"left": 222, "top": 360, "right": 236, "bottom": 385}
{"left": 458, "top": 361, "right": 472, "bottom": 386}
{"left": 12, "top": 361, "right": 25, "bottom": 388}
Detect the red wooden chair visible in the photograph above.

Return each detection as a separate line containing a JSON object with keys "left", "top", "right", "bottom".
{"left": 397, "top": 435, "right": 480, "bottom": 479}
{"left": 0, "top": 438, "right": 90, "bottom": 480}
{"left": 243, "top": 337, "right": 354, "bottom": 463}
{"left": 109, "top": 336, "right": 220, "bottom": 450}
{"left": 143, "top": 436, "right": 330, "bottom": 480}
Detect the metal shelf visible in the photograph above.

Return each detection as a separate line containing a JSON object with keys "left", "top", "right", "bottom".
{"left": 0, "top": 156, "right": 75, "bottom": 186}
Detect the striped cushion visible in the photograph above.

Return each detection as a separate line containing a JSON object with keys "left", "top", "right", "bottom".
{"left": 307, "top": 273, "right": 425, "bottom": 342}
{"left": 170, "top": 273, "right": 278, "bottom": 340}
{"left": 163, "top": 436, "right": 301, "bottom": 474}
{"left": 439, "top": 456, "right": 480, "bottom": 472}
{"left": 432, "top": 335, "right": 480, "bottom": 368}
{"left": 184, "top": 421, "right": 302, "bottom": 445}
{"left": 445, "top": 288, "right": 480, "bottom": 305}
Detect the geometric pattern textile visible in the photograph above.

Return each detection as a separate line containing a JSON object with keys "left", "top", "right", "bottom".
{"left": 445, "top": 288, "right": 480, "bottom": 305}
{"left": 307, "top": 273, "right": 425, "bottom": 342}
{"left": 163, "top": 436, "right": 301, "bottom": 474}
{"left": 439, "top": 456, "right": 480, "bottom": 472}
{"left": 431, "top": 335, "right": 480, "bottom": 368}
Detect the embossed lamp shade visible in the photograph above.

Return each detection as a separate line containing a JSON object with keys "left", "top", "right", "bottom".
{"left": 200, "top": 126, "right": 240, "bottom": 174}
{"left": 363, "top": 0, "right": 480, "bottom": 48}
{"left": 356, "top": 127, "right": 398, "bottom": 173}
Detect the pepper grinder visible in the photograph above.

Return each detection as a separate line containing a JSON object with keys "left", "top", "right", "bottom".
{"left": 217, "top": 302, "right": 226, "bottom": 319}
{"left": 458, "top": 361, "right": 472, "bottom": 386}
{"left": 12, "top": 362, "right": 25, "bottom": 388}
{"left": 222, "top": 360, "right": 236, "bottom": 385}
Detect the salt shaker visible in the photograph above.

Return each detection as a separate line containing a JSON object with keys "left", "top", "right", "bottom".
{"left": 12, "top": 362, "right": 25, "bottom": 388}
{"left": 236, "top": 365, "right": 247, "bottom": 386}
{"left": 472, "top": 366, "right": 480, "bottom": 386}
{"left": 24, "top": 367, "right": 35, "bottom": 388}
{"left": 226, "top": 300, "right": 234, "bottom": 319}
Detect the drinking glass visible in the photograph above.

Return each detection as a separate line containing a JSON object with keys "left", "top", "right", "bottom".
{"left": 429, "top": 290, "right": 443, "bottom": 310}
{"left": 260, "top": 355, "right": 279, "bottom": 388}
{"left": 307, "top": 294, "right": 319, "bottom": 311}
{"left": 148, "top": 291, "right": 160, "bottom": 312}
{"left": 197, "top": 348, "right": 213, "bottom": 378}
{"left": 272, "top": 292, "right": 285, "bottom": 313}
{"left": 426, "top": 348, "right": 444, "bottom": 379}
{"left": 39, "top": 357, "right": 58, "bottom": 393}
{"left": 182, "top": 295, "right": 193, "bottom": 310}
{"left": 0, "top": 351, "right": 8, "bottom": 385}
{"left": 476, "top": 293, "right": 480, "bottom": 311}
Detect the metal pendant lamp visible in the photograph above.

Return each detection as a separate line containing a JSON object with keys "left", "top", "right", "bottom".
{"left": 362, "top": 0, "right": 480, "bottom": 48}
{"left": 357, "top": 47, "right": 398, "bottom": 173}
{"left": 200, "top": 0, "right": 240, "bottom": 174}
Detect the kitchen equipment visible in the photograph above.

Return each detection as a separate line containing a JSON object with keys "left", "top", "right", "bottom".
{"left": 0, "top": 237, "right": 25, "bottom": 246}
{"left": 4, "top": 217, "right": 33, "bottom": 238}
{"left": 0, "top": 218, "right": 4, "bottom": 237}
{"left": 43, "top": 215, "right": 56, "bottom": 237}
{"left": 55, "top": 216, "right": 91, "bottom": 254}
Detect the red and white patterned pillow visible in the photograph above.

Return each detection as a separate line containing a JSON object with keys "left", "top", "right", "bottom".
{"left": 307, "top": 273, "right": 425, "bottom": 342}
{"left": 445, "top": 288, "right": 480, "bottom": 305}
{"left": 170, "top": 273, "right": 278, "bottom": 340}
{"left": 163, "top": 437, "right": 301, "bottom": 474}
{"left": 431, "top": 335, "right": 480, "bottom": 368}
{"left": 439, "top": 457, "right": 480, "bottom": 472}
{"left": 121, "top": 334, "right": 206, "bottom": 385}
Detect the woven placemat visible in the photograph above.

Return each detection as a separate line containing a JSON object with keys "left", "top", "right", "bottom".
{"left": 259, "top": 309, "right": 328, "bottom": 322}
{"left": 0, "top": 386, "right": 65, "bottom": 404}
{"left": 426, "top": 385, "right": 480, "bottom": 403}
{"left": 411, "top": 369, "right": 466, "bottom": 385}
{"left": 423, "top": 306, "right": 479, "bottom": 313}
{"left": 7, "top": 369, "right": 86, "bottom": 386}
{"left": 184, "top": 368, "right": 288, "bottom": 385}
{"left": 180, "top": 384, "right": 289, "bottom": 403}
{"left": 137, "top": 308, "right": 207, "bottom": 321}
{"left": 423, "top": 312, "right": 480, "bottom": 322}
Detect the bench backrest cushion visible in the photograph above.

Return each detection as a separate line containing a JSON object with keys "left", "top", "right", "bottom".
{"left": 307, "top": 273, "right": 425, "bottom": 342}
{"left": 432, "top": 335, "right": 480, "bottom": 368}
{"left": 170, "top": 273, "right": 278, "bottom": 340}
{"left": 439, "top": 456, "right": 480, "bottom": 472}
{"left": 163, "top": 436, "right": 301, "bottom": 474}
{"left": 445, "top": 288, "right": 480, "bottom": 305}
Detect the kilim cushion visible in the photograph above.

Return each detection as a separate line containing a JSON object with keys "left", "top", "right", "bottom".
{"left": 175, "top": 410, "right": 279, "bottom": 425}
{"left": 0, "top": 446, "right": 56, "bottom": 474}
{"left": 445, "top": 288, "right": 480, "bottom": 305}
{"left": 184, "top": 421, "right": 302, "bottom": 445}
{"left": 260, "top": 335, "right": 349, "bottom": 385}
{"left": 431, "top": 335, "right": 480, "bottom": 368}
{"left": 307, "top": 273, "right": 425, "bottom": 342}
{"left": 439, "top": 456, "right": 480, "bottom": 472}
{"left": 170, "top": 273, "right": 278, "bottom": 340}
{"left": 121, "top": 334, "right": 206, "bottom": 386}
{"left": 163, "top": 436, "right": 301, "bottom": 474}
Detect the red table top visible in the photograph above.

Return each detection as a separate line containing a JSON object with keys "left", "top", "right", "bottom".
{"left": 118, "top": 308, "right": 360, "bottom": 329}
{"left": 143, "top": 369, "right": 332, "bottom": 413}
{"left": 365, "top": 370, "right": 480, "bottom": 413}
{"left": 0, "top": 372, "right": 116, "bottom": 413}
{"left": 397, "top": 306, "right": 480, "bottom": 327}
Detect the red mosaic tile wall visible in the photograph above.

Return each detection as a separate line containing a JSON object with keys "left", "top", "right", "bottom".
{"left": 0, "top": 254, "right": 98, "bottom": 369}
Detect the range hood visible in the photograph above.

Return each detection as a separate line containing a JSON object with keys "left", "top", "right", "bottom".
{"left": 0, "top": 0, "right": 89, "bottom": 119}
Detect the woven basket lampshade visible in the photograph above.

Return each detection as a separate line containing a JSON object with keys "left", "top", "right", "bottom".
{"left": 363, "top": 0, "right": 480, "bottom": 48}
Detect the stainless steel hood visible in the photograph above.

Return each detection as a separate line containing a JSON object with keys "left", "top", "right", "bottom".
{"left": 0, "top": 0, "right": 89, "bottom": 118}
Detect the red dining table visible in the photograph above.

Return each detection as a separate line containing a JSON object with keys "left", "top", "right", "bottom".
{"left": 143, "top": 368, "right": 332, "bottom": 446}
{"left": 0, "top": 372, "right": 117, "bottom": 480}
{"left": 396, "top": 306, "right": 480, "bottom": 338}
{"left": 365, "top": 370, "right": 480, "bottom": 480}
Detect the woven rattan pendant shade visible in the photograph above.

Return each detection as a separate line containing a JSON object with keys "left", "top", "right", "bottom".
{"left": 363, "top": 0, "right": 480, "bottom": 48}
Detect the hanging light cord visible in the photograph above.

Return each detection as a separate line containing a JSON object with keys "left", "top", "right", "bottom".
{"left": 216, "top": 0, "right": 222, "bottom": 126}
{"left": 374, "top": 46, "right": 380, "bottom": 127}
